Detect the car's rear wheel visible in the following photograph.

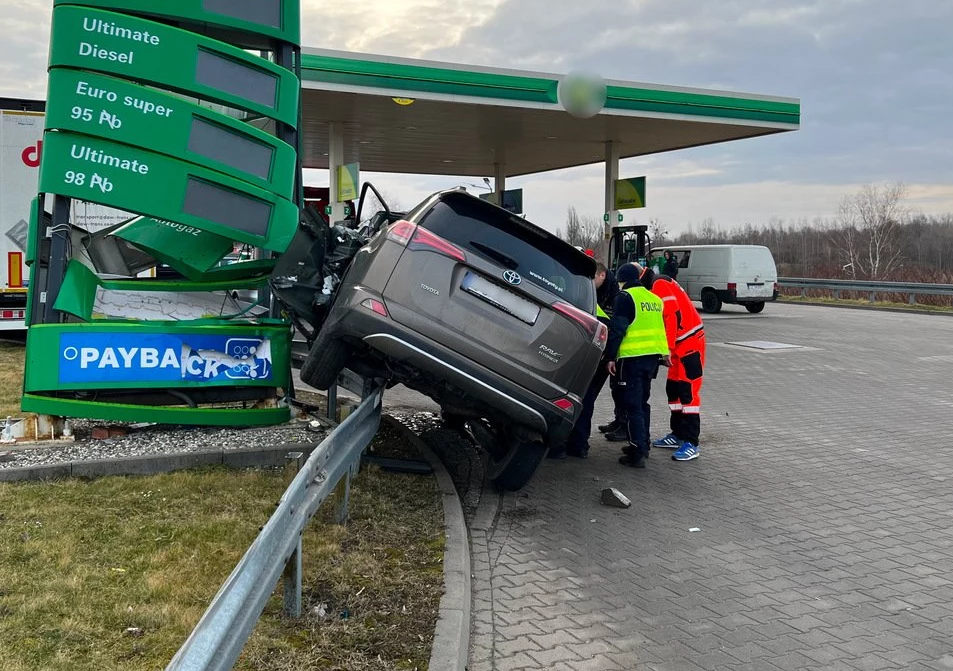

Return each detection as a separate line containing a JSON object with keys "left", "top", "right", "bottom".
{"left": 486, "top": 434, "right": 548, "bottom": 492}
{"left": 745, "top": 301, "right": 766, "bottom": 313}
{"left": 701, "top": 289, "right": 722, "bottom": 313}
{"left": 300, "top": 331, "right": 352, "bottom": 390}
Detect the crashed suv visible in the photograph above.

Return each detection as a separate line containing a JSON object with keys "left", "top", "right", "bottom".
{"left": 272, "top": 185, "right": 606, "bottom": 490}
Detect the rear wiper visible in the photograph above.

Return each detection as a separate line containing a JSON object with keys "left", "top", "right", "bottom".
{"left": 469, "top": 241, "right": 519, "bottom": 269}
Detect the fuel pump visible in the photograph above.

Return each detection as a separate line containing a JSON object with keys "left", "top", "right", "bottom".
{"left": 607, "top": 224, "right": 651, "bottom": 272}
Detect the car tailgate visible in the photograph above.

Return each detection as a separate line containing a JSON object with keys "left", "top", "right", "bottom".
{"left": 383, "top": 251, "right": 599, "bottom": 398}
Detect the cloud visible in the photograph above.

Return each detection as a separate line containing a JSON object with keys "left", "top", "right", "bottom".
{"left": 2, "top": 0, "right": 950, "bottom": 235}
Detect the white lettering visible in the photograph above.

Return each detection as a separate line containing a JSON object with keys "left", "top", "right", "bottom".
{"left": 69, "top": 143, "right": 149, "bottom": 175}
{"left": 187, "top": 356, "right": 203, "bottom": 376}
{"left": 81, "top": 17, "right": 161, "bottom": 45}
{"left": 160, "top": 348, "right": 178, "bottom": 368}
{"left": 78, "top": 42, "right": 134, "bottom": 65}
{"left": 76, "top": 80, "right": 118, "bottom": 103}
{"left": 80, "top": 347, "right": 98, "bottom": 368}
{"left": 141, "top": 348, "right": 159, "bottom": 368}
{"left": 122, "top": 95, "right": 174, "bottom": 118}
{"left": 203, "top": 359, "right": 224, "bottom": 378}
{"left": 98, "top": 348, "right": 119, "bottom": 369}
{"left": 117, "top": 347, "right": 137, "bottom": 367}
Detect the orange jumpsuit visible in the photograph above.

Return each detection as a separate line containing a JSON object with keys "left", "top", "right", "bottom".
{"left": 644, "top": 271, "right": 706, "bottom": 445}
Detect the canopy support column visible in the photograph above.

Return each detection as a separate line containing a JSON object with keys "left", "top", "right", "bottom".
{"left": 328, "top": 122, "right": 346, "bottom": 224}
{"left": 493, "top": 162, "right": 506, "bottom": 207}
{"left": 604, "top": 140, "right": 619, "bottom": 253}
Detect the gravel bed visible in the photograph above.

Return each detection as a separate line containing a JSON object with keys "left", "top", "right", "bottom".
{"left": 0, "top": 418, "right": 330, "bottom": 470}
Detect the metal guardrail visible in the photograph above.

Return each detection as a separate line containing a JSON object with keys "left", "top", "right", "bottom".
{"left": 779, "top": 277, "right": 953, "bottom": 304}
{"left": 165, "top": 383, "right": 383, "bottom": 671}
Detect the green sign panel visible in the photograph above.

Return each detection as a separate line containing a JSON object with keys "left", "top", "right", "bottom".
{"left": 39, "top": 131, "right": 298, "bottom": 252}
{"left": 21, "top": 321, "right": 292, "bottom": 426}
{"left": 45, "top": 69, "right": 296, "bottom": 199}
{"left": 112, "top": 216, "right": 235, "bottom": 280}
{"left": 615, "top": 176, "right": 646, "bottom": 210}
{"left": 52, "top": 0, "right": 301, "bottom": 46}
{"left": 49, "top": 5, "right": 300, "bottom": 126}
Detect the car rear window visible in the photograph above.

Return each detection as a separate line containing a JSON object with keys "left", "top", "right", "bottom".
{"left": 416, "top": 194, "right": 595, "bottom": 310}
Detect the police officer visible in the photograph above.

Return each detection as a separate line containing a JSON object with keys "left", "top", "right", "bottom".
{"left": 604, "top": 263, "right": 670, "bottom": 468}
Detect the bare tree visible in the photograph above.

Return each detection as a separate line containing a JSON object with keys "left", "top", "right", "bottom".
{"left": 648, "top": 217, "right": 669, "bottom": 246}
{"left": 561, "top": 206, "right": 584, "bottom": 246}
{"left": 699, "top": 217, "right": 718, "bottom": 243}
{"left": 832, "top": 182, "right": 907, "bottom": 280}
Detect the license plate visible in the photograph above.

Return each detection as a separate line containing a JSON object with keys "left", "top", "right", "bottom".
{"left": 461, "top": 272, "right": 540, "bottom": 325}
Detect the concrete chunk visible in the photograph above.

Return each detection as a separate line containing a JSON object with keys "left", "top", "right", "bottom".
{"left": 601, "top": 487, "right": 631, "bottom": 508}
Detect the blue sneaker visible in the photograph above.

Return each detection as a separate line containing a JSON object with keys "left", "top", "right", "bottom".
{"left": 653, "top": 433, "right": 680, "bottom": 448}
{"left": 672, "top": 442, "right": 699, "bottom": 461}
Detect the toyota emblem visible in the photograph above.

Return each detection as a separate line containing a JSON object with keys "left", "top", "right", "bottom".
{"left": 502, "top": 270, "right": 522, "bottom": 285}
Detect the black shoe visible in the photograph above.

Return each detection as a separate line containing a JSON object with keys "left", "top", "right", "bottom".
{"left": 618, "top": 454, "right": 646, "bottom": 468}
{"left": 604, "top": 428, "right": 628, "bottom": 442}
{"left": 598, "top": 419, "right": 624, "bottom": 433}
{"left": 547, "top": 448, "right": 567, "bottom": 460}
{"left": 567, "top": 446, "right": 589, "bottom": 459}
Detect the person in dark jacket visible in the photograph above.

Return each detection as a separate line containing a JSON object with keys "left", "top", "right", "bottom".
{"left": 594, "top": 262, "right": 629, "bottom": 434}
{"left": 662, "top": 251, "right": 679, "bottom": 280}
{"left": 550, "top": 262, "right": 619, "bottom": 459}
{"left": 595, "top": 261, "right": 619, "bottom": 309}
{"left": 604, "top": 263, "right": 670, "bottom": 468}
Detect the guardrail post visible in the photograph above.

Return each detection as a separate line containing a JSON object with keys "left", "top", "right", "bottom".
{"left": 283, "top": 537, "right": 303, "bottom": 617}
{"left": 834, "top": 289, "right": 841, "bottom": 299}
{"left": 327, "top": 385, "right": 337, "bottom": 422}
{"left": 909, "top": 293, "right": 916, "bottom": 305}
{"left": 868, "top": 292, "right": 876, "bottom": 302}
{"left": 335, "top": 465, "right": 353, "bottom": 525}
{"left": 283, "top": 451, "right": 305, "bottom": 618}
{"left": 801, "top": 288, "right": 807, "bottom": 298}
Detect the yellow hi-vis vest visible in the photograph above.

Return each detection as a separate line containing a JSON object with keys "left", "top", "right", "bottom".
{"left": 617, "top": 286, "right": 670, "bottom": 359}
{"left": 596, "top": 303, "right": 609, "bottom": 321}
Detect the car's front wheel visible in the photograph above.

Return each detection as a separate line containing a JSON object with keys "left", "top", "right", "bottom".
{"left": 300, "top": 330, "right": 352, "bottom": 390}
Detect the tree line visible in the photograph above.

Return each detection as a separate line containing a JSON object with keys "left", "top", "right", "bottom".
{"left": 557, "top": 183, "right": 953, "bottom": 283}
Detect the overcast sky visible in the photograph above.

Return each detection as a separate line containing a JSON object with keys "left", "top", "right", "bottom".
{"left": 3, "top": 0, "right": 951, "bottom": 235}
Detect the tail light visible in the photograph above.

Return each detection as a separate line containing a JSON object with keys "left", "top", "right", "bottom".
{"left": 385, "top": 220, "right": 416, "bottom": 245}
{"left": 727, "top": 282, "right": 737, "bottom": 297}
{"left": 386, "top": 220, "right": 466, "bottom": 261}
{"left": 552, "top": 397, "right": 575, "bottom": 413}
{"left": 360, "top": 297, "right": 388, "bottom": 317}
{"left": 552, "top": 301, "right": 608, "bottom": 349}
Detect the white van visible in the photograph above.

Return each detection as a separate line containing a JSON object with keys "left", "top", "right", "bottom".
{"left": 649, "top": 245, "right": 778, "bottom": 313}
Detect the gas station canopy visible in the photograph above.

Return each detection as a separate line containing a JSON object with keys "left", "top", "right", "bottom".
{"left": 298, "top": 48, "right": 800, "bottom": 178}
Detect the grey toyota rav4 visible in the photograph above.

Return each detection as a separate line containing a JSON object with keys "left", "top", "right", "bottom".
{"left": 272, "top": 184, "right": 606, "bottom": 490}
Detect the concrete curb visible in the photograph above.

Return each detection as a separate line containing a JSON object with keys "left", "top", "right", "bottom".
{"left": 0, "top": 442, "right": 323, "bottom": 482}
{"left": 381, "top": 415, "right": 471, "bottom": 671}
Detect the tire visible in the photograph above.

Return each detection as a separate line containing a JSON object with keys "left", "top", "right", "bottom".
{"left": 487, "top": 438, "right": 548, "bottom": 492}
{"left": 300, "top": 331, "right": 352, "bottom": 390}
{"left": 745, "top": 301, "right": 765, "bottom": 314}
{"left": 701, "top": 289, "right": 722, "bottom": 313}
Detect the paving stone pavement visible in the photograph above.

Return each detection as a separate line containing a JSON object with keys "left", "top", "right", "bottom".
{"left": 467, "top": 303, "right": 953, "bottom": 671}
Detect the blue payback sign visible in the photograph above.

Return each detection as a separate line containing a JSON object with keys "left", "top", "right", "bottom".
{"left": 58, "top": 332, "right": 273, "bottom": 384}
